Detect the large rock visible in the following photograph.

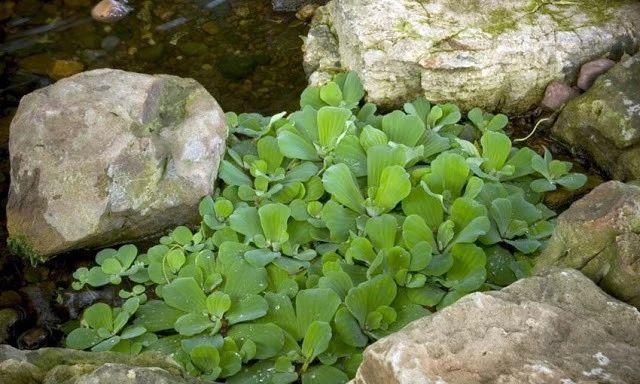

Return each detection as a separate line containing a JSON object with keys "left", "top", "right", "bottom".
{"left": 303, "top": 0, "right": 640, "bottom": 113}
{"left": 7, "top": 69, "right": 227, "bottom": 261}
{"left": 552, "top": 53, "right": 640, "bottom": 180}
{"left": 0, "top": 345, "right": 207, "bottom": 384}
{"left": 353, "top": 269, "right": 640, "bottom": 384}
{"left": 536, "top": 181, "right": 640, "bottom": 308}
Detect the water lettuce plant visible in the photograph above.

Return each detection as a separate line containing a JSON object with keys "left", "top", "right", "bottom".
{"left": 66, "top": 72, "right": 585, "bottom": 383}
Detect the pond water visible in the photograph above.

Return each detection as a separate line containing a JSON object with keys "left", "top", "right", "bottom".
{"left": 0, "top": 0, "right": 308, "bottom": 349}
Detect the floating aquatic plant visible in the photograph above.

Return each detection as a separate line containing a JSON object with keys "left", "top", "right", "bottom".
{"left": 66, "top": 71, "right": 585, "bottom": 383}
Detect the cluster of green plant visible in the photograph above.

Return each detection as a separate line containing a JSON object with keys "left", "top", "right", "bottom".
{"left": 66, "top": 72, "right": 586, "bottom": 383}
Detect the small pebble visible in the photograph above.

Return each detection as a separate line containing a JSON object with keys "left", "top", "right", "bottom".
{"left": 577, "top": 58, "right": 616, "bottom": 90}
{"left": 17, "top": 327, "right": 49, "bottom": 350}
{"left": 91, "top": 0, "right": 132, "bottom": 23}
{"left": 541, "top": 80, "right": 580, "bottom": 110}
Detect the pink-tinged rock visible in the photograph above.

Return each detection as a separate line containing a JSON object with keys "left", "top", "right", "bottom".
{"left": 577, "top": 58, "right": 616, "bottom": 90}
{"left": 541, "top": 81, "right": 580, "bottom": 110}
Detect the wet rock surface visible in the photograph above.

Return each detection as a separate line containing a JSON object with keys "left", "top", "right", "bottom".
{"left": 353, "top": 269, "right": 640, "bottom": 384}
{"left": 0, "top": 345, "right": 208, "bottom": 384}
{"left": 552, "top": 53, "right": 640, "bottom": 180}
{"left": 536, "top": 181, "right": 640, "bottom": 308}
{"left": 7, "top": 69, "right": 227, "bottom": 260}
{"left": 304, "top": 0, "right": 640, "bottom": 113}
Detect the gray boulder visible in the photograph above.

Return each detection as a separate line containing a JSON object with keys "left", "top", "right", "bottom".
{"left": 7, "top": 69, "right": 227, "bottom": 261}
{"left": 0, "top": 345, "right": 207, "bottom": 384}
{"left": 353, "top": 269, "right": 640, "bottom": 384}
{"left": 536, "top": 181, "right": 640, "bottom": 308}
{"left": 552, "top": 53, "right": 640, "bottom": 180}
{"left": 304, "top": 0, "right": 640, "bottom": 113}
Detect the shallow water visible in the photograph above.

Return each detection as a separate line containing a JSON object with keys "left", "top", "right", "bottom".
{"left": 0, "top": 0, "right": 309, "bottom": 349}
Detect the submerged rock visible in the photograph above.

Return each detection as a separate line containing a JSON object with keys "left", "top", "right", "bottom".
{"left": 304, "top": 0, "right": 640, "bottom": 113}
{"left": 91, "top": 0, "right": 132, "bottom": 23}
{"left": 353, "top": 269, "right": 640, "bottom": 384}
{"left": 551, "top": 53, "right": 640, "bottom": 180}
{"left": 272, "top": 0, "right": 327, "bottom": 12}
{"left": 536, "top": 181, "right": 640, "bottom": 308}
{"left": 0, "top": 345, "right": 208, "bottom": 383}
{"left": 7, "top": 69, "right": 227, "bottom": 260}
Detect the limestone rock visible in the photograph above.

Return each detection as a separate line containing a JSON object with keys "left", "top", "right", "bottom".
{"left": 0, "top": 345, "right": 207, "bottom": 384}
{"left": 551, "top": 53, "right": 640, "bottom": 180}
{"left": 535, "top": 181, "right": 640, "bottom": 308}
{"left": 7, "top": 69, "right": 227, "bottom": 260}
{"left": 304, "top": 0, "right": 640, "bottom": 113}
{"left": 353, "top": 269, "right": 640, "bottom": 384}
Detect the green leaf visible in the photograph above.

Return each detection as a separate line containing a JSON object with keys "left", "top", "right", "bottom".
{"left": 166, "top": 249, "right": 186, "bottom": 272}
{"left": 134, "top": 300, "right": 184, "bottom": 332}
{"left": 175, "top": 313, "right": 216, "bottom": 336}
{"left": 481, "top": 130, "right": 511, "bottom": 171}
{"left": 318, "top": 270, "right": 353, "bottom": 300}
{"left": 244, "top": 249, "right": 280, "bottom": 268}
{"left": 301, "top": 320, "right": 332, "bottom": 361}
{"left": 345, "top": 274, "right": 397, "bottom": 328}
{"left": 447, "top": 244, "right": 486, "bottom": 292}
{"left": 403, "top": 215, "right": 435, "bottom": 250}
{"left": 116, "top": 244, "right": 137, "bottom": 269}
{"left": 207, "top": 291, "right": 232, "bottom": 318}
{"left": 162, "top": 277, "right": 207, "bottom": 313}
{"left": 229, "top": 206, "right": 262, "bottom": 240}
{"left": 407, "top": 284, "right": 446, "bottom": 307}
{"left": 365, "top": 215, "right": 398, "bottom": 250}
{"left": 172, "top": 226, "right": 193, "bottom": 245}
{"left": 83, "top": 303, "right": 113, "bottom": 331}
{"left": 359, "top": 126, "right": 388, "bottom": 150}
{"left": 226, "top": 294, "right": 269, "bottom": 325}
{"left": 317, "top": 106, "right": 351, "bottom": 148}
{"left": 381, "top": 110, "right": 425, "bottom": 146}
{"left": 191, "top": 345, "right": 220, "bottom": 374}
{"left": 301, "top": 365, "right": 349, "bottom": 384}
{"left": 259, "top": 203, "right": 291, "bottom": 246}
{"left": 278, "top": 130, "right": 320, "bottom": 161}
{"left": 320, "top": 82, "right": 343, "bottom": 106}
{"left": 427, "top": 152, "right": 469, "bottom": 198}
{"left": 322, "top": 164, "right": 365, "bottom": 213}
{"left": 340, "top": 71, "right": 365, "bottom": 106}
{"left": 334, "top": 135, "right": 367, "bottom": 177}
{"left": 373, "top": 166, "right": 411, "bottom": 213}
{"left": 402, "top": 186, "right": 444, "bottom": 231}
{"left": 257, "top": 136, "right": 284, "bottom": 172}
{"left": 227, "top": 323, "right": 285, "bottom": 360}
{"left": 219, "top": 160, "right": 252, "bottom": 187}
{"left": 101, "top": 258, "right": 122, "bottom": 275}
{"left": 296, "top": 288, "right": 341, "bottom": 336}
{"left": 334, "top": 307, "right": 368, "bottom": 347}
{"left": 66, "top": 328, "right": 102, "bottom": 350}
{"left": 556, "top": 173, "right": 587, "bottom": 190}
{"left": 321, "top": 200, "right": 359, "bottom": 242}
